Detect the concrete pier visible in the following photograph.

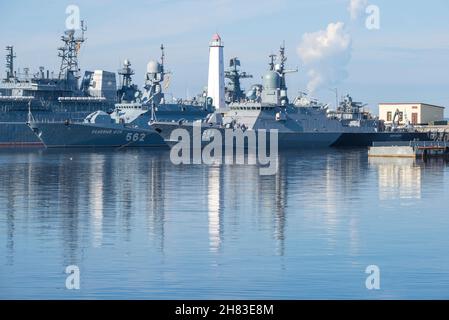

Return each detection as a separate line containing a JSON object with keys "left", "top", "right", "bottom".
{"left": 415, "top": 125, "right": 449, "bottom": 141}
{"left": 368, "top": 141, "right": 449, "bottom": 159}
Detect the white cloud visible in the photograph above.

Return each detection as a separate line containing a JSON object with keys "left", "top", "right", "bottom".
{"left": 297, "top": 22, "right": 352, "bottom": 93}
{"left": 348, "top": 0, "right": 368, "bottom": 20}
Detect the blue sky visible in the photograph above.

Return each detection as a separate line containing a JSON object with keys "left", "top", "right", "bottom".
{"left": 1, "top": 0, "right": 448, "bottom": 115}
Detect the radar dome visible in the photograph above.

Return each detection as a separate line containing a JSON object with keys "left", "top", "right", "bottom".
{"left": 263, "top": 71, "right": 280, "bottom": 90}
{"left": 147, "top": 60, "right": 161, "bottom": 74}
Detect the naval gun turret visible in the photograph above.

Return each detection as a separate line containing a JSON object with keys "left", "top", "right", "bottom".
{"left": 225, "top": 57, "right": 252, "bottom": 103}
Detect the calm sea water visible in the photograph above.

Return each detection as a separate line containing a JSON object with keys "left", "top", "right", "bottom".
{"left": 1, "top": 148, "right": 449, "bottom": 299}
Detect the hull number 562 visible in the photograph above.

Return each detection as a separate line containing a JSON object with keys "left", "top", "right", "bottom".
{"left": 126, "top": 132, "right": 146, "bottom": 142}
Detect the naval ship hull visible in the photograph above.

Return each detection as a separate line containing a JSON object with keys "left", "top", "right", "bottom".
{"left": 0, "top": 108, "right": 115, "bottom": 148}
{"left": 332, "top": 132, "right": 430, "bottom": 147}
{"left": 0, "top": 122, "right": 43, "bottom": 147}
{"left": 151, "top": 122, "right": 342, "bottom": 149}
{"left": 0, "top": 107, "right": 211, "bottom": 148}
{"left": 30, "top": 122, "right": 166, "bottom": 148}
{"left": 151, "top": 122, "right": 432, "bottom": 150}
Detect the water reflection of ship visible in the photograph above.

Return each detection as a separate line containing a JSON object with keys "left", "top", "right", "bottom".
{"left": 0, "top": 150, "right": 171, "bottom": 266}
{"left": 256, "top": 153, "right": 286, "bottom": 256}
{"left": 206, "top": 150, "right": 287, "bottom": 255}
{"left": 85, "top": 151, "right": 168, "bottom": 251}
{"left": 0, "top": 150, "right": 291, "bottom": 262}
{"left": 326, "top": 150, "right": 365, "bottom": 255}
{"left": 282, "top": 149, "right": 367, "bottom": 254}
{"left": 8, "top": 150, "right": 448, "bottom": 268}
{"left": 3, "top": 152, "right": 48, "bottom": 265}
{"left": 89, "top": 153, "right": 105, "bottom": 247}
{"left": 5, "top": 162, "right": 17, "bottom": 266}
{"left": 146, "top": 154, "right": 166, "bottom": 252}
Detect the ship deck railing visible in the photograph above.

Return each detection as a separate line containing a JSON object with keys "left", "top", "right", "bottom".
{"left": 0, "top": 96, "right": 35, "bottom": 100}
{"left": 29, "top": 118, "right": 86, "bottom": 124}
{"left": 372, "top": 140, "right": 449, "bottom": 148}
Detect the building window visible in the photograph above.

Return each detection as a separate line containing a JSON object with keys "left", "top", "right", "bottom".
{"left": 387, "top": 111, "right": 392, "bottom": 121}
{"left": 412, "top": 112, "right": 418, "bottom": 125}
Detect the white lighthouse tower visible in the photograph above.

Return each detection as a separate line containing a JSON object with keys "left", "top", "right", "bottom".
{"left": 207, "top": 33, "right": 225, "bottom": 110}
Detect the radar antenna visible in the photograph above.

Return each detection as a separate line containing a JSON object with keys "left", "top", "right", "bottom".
{"left": 225, "top": 57, "right": 253, "bottom": 102}
{"left": 4, "top": 46, "right": 16, "bottom": 81}
{"left": 160, "top": 44, "right": 165, "bottom": 67}
{"left": 268, "top": 54, "right": 276, "bottom": 71}
{"left": 58, "top": 20, "right": 87, "bottom": 90}
{"left": 277, "top": 43, "right": 298, "bottom": 75}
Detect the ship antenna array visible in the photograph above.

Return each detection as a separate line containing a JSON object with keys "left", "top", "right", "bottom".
{"left": 279, "top": 42, "right": 286, "bottom": 68}
{"left": 268, "top": 54, "right": 276, "bottom": 71}
{"left": 58, "top": 20, "right": 86, "bottom": 81}
{"left": 5, "top": 46, "right": 16, "bottom": 81}
{"left": 81, "top": 20, "right": 87, "bottom": 38}
{"left": 160, "top": 43, "right": 172, "bottom": 87}
{"left": 118, "top": 59, "right": 134, "bottom": 88}
{"left": 160, "top": 44, "right": 165, "bottom": 67}
{"left": 278, "top": 43, "right": 298, "bottom": 75}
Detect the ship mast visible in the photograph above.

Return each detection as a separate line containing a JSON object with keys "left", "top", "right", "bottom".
{"left": 268, "top": 54, "right": 276, "bottom": 71}
{"left": 160, "top": 44, "right": 165, "bottom": 72}
{"left": 117, "top": 58, "right": 136, "bottom": 103}
{"left": 4, "top": 46, "right": 16, "bottom": 82}
{"left": 277, "top": 43, "right": 298, "bottom": 92}
{"left": 271, "top": 43, "right": 298, "bottom": 105}
{"left": 225, "top": 57, "right": 252, "bottom": 102}
{"left": 58, "top": 20, "right": 87, "bottom": 89}
{"left": 145, "top": 44, "right": 168, "bottom": 122}
{"left": 118, "top": 59, "right": 134, "bottom": 88}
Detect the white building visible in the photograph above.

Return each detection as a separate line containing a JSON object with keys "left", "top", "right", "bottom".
{"left": 207, "top": 33, "right": 225, "bottom": 110}
{"left": 378, "top": 103, "right": 445, "bottom": 125}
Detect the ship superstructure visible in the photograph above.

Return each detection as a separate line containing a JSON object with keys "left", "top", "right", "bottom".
{"left": 224, "top": 57, "right": 252, "bottom": 103}
{"left": 29, "top": 45, "right": 213, "bottom": 148}
{"left": 151, "top": 43, "right": 429, "bottom": 149}
{"left": 0, "top": 22, "right": 116, "bottom": 146}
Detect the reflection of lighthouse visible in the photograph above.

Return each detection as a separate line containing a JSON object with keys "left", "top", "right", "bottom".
{"left": 208, "top": 166, "right": 223, "bottom": 252}
{"left": 207, "top": 33, "right": 225, "bottom": 109}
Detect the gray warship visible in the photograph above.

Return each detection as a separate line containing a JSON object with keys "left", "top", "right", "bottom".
{"left": 0, "top": 22, "right": 118, "bottom": 147}
{"left": 151, "top": 45, "right": 429, "bottom": 149}
{"left": 29, "top": 45, "right": 213, "bottom": 148}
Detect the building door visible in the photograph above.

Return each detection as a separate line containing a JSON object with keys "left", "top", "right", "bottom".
{"left": 412, "top": 113, "right": 418, "bottom": 125}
